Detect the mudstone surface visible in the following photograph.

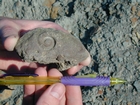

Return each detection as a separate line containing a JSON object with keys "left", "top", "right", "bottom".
{"left": 0, "top": 0, "right": 140, "bottom": 105}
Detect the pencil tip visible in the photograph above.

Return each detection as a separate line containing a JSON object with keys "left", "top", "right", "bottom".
{"left": 110, "top": 78, "right": 127, "bottom": 85}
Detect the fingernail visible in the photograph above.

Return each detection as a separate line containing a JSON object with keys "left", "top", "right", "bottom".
{"left": 50, "top": 83, "right": 64, "bottom": 100}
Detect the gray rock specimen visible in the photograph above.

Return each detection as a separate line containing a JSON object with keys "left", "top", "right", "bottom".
{"left": 15, "top": 28, "right": 89, "bottom": 71}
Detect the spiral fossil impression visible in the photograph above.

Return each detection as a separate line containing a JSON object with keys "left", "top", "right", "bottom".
{"left": 15, "top": 28, "right": 89, "bottom": 71}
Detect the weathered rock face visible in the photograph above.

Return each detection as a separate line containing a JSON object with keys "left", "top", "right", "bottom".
{"left": 15, "top": 28, "right": 89, "bottom": 71}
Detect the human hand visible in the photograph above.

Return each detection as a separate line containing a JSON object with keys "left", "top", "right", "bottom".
{"left": 0, "top": 17, "right": 91, "bottom": 74}
{"left": 0, "top": 17, "right": 91, "bottom": 105}
{"left": 23, "top": 67, "right": 83, "bottom": 105}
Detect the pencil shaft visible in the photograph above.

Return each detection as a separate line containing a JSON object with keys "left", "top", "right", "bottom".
{"left": 0, "top": 75, "right": 126, "bottom": 86}
{"left": 0, "top": 76, "right": 61, "bottom": 85}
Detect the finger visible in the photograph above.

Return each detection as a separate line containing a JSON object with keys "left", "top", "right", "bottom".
{"left": 67, "top": 55, "right": 91, "bottom": 75}
{"left": 0, "top": 26, "right": 19, "bottom": 51}
{"left": 79, "top": 54, "right": 91, "bottom": 66}
{"left": 66, "top": 86, "right": 82, "bottom": 105}
{"left": 60, "top": 95, "right": 66, "bottom": 105}
{"left": 14, "top": 19, "right": 68, "bottom": 33}
{"left": 48, "top": 68, "right": 63, "bottom": 77}
{"left": 48, "top": 69, "right": 66, "bottom": 105}
{"left": 23, "top": 64, "right": 41, "bottom": 105}
{"left": 23, "top": 85, "right": 35, "bottom": 105}
{"left": 40, "top": 21, "right": 68, "bottom": 33}
{"left": 36, "top": 83, "right": 65, "bottom": 105}
{"left": 35, "top": 67, "right": 47, "bottom": 103}
{"left": 0, "top": 50, "right": 30, "bottom": 71}
{"left": 67, "top": 65, "right": 82, "bottom": 75}
{"left": 0, "top": 18, "right": 68, "bottom": 51}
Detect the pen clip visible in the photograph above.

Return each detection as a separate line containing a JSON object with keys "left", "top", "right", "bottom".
{"left": 1, "top": 73, "right": 39, "bottom": 78}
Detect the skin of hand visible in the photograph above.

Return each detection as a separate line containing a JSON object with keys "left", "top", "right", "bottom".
{"left": 23, "top": 67, "right": 83, "bottom": 105}
{"left": 0, "top": 17, "right": 91, "bottom": 105}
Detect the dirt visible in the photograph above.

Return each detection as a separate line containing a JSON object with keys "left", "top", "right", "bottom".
{"left": 0, "top": 0, "right": 140, "bottom": 105}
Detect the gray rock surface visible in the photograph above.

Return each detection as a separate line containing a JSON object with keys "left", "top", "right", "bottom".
{"left": 0, "top": 0, "right": 140, "bottom": 105}
{"left": 134, "top": 80, "right": 140, "bottom": 92}
{"left": 15, "top": 28, "right": 89, "bottom": 71}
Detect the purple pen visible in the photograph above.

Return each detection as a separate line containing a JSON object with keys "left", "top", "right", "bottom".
{"left": 61, "top": 76, "right": 110, "bottom": 86}
{"left": 0, "top": 73, "right": 126, "bottom": 86}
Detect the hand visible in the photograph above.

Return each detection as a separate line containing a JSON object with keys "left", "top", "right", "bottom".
{"left": 0, "top": 17, "right": 91, "bottom": 105}
{"left": 23, "top": 67, "right": 83, "bottom": 105}
{"left": 0, "top": 17, "right": 91, "bottom": 74}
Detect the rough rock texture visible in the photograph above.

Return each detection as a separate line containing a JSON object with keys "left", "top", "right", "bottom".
{"left": 0, "top": 0, "right": 140, "bottom": 105}
{"left": 15, "top": 28, "right": 89, "bottom": 71}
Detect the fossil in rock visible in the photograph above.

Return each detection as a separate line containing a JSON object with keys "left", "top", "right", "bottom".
{"left": 15, "top": 28, "right": 89, "bottom": 71}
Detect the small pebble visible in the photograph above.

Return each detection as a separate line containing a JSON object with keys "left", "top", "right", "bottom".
{"left": 134, "top": 80, "right": 140, "bottom": 92}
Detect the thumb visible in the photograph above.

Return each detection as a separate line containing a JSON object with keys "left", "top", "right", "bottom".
{"left": 36, "top": 83, "right": 65, "bottom": 105}
{"left": 0, "top": 26, "right": 19, "bottom": 51}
